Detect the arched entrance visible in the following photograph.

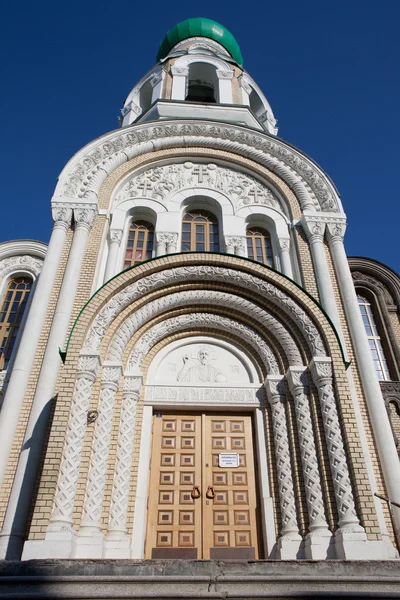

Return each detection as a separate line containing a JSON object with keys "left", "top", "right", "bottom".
{"left": 139, "top": 336, "right": 269, "bottom": 559}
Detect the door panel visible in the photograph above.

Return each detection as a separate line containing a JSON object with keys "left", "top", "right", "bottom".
{"left": 145, "top": 412, "right": 259, "bottom": 559}
{"left": 146, "top": 414, "right": 202, "bottom": 558}
{"left": 203, "top": 415, "right": 258, "bottom": 559}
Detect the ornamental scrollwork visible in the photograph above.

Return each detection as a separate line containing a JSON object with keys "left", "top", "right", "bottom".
{"left": 105, "top": 289, "right": 302, "bottom": 367}
{"left": 127, "top": 312, "right": 279, "bottom": 375}
{"left": 84, "top": 265, "right": 325, "bottom": 359}
{"left": 114, "top": 161, "right": 282, "bottom": 213}
{"left": 58, "top": 121, "right": 339, "bottom": 212}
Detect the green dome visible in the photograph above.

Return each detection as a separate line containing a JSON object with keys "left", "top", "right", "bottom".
{"left": 156, "top": 18, "right": 243, "bottom": 67}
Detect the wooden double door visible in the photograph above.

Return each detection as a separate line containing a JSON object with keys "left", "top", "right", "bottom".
{"left": 146, "top": 412, "right": 260, "bottom": 559}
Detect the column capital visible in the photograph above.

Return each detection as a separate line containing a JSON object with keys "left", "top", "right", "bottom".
{"left": 52, "top": 206, "right": 73, "bottom": 231}
{"left": 309, "top": 356, "right": 332, "bottom": 386}
{"left": 74, "top": 206, "right": 97, "bottom": 232}
{"left": 217, "top": 69, "right": 234, "bottom": 80}
{"left": 101, "top": 363, "right": 123, "bottom": 391}
{"left": 286, "top": 366, "right": 309, "bottom": 393}
{"left": 224, "top": 236, "right": 246, "bottom": 253}
{"left": 123, "top": 374, "right": 143, "bottom": 395}
{"left": 278, "top": 237, "right": 291, "bottom": 252}
{"left": 301, "top": 214, "right": 326, "bottom": 243}
{"left": 109, "top": 229, "right": 123, "bottom": 245}
{"left": 156, "top": 232, "right": 178, "bottom": 249}
{"left": 264, "top": 375, "right": 286, "bottom": 404}
{"left": 326, "top": 220, "right": 347, "bottom": 245}
{"left": 78, "top": 352, "right": 101, "bottom": 382}
{"left": 238, "top": 73, "right": 252, "bottom": 94}
{"left": 171, "top": 65, "right": 189, "bottom": 77}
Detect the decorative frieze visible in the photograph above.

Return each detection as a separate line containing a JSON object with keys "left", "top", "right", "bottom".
{"left": 105, "top": 289, "right": 302, "bottom": 369}
{"left": 145, "top": 385, "right": 260, "bottom": 405}
{"left": 128, "top": 312, "right": 279, "bottom": 375}
{"left": 84, "top": 265, "right": 325, "bottom": 359}
{"left": 114, "top": 161, "right": 281, "bottom": 212}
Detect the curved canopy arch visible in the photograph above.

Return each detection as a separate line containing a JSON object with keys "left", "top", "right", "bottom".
{"left": 104, "top": 289, "right": 304, "bottom": 372}
{"left": 54, "top": 121, "right": 342, "bottom": 215}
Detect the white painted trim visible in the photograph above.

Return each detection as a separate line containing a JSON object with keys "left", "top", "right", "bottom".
{"left": 131, "top": 405, "right": 153, "bottom": 558}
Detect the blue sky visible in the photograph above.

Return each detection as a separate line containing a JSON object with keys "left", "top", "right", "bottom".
{"left": 2, "top": 1, "right": 399, "bottom": 272}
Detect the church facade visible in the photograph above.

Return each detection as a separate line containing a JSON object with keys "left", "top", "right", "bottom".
{"left": 0, "top": 18, "right": 400, "bottom": 580}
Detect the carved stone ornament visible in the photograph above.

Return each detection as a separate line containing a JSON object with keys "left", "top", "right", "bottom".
{"left": 56, "top": 120, "right": 339, "bottom": 212}
{"left": 127, "top": 312, "right": 279, "bottom": 375}
{"left": 84, "top": 265, "right": 325, "bottom": 358}
{"left": 107, "top": 375, "right": 142, "bottom": 537}
{"left": 80, "top": 365, "right": 122, "bottom": 531}
{"left": 114, "top": 161, "right": 282, "bottom": 213}
{"left": 326, "top": 221, "right": 346, "bottom": 243}
{"left": 48, "top": 353, "right": 100, "bottom": 530}
{"left": 110, "top": 229, "right": 123, "bottom": 245}
{"left": 74, "top": 207, "right": 97, "bottom": 231}
{"left": 264, "top": 375, "right": 301, "bottom": 536}
{"left": 217, "top": 70, "right": 234, "bottom": 79}
{"left": 105, "top": 290, "right": 302, "bottom": 366}
{"left": 224, "top": 236, "right": 246, "bottom": 250}
{"left": 156, "top": 232, "right": 179, "bottom": 245}
{"left": 0, "top": 255, "right": 44, "bottom": 280}
{"left": 170, "top": 66, "right": 189, "bottom": 76}
{"left": 145, "top": 385, "right": 261, "bottom": 405}
{"left": 310, "top": 358, "right": 362, "bottom": 530}
{"left": 286, "top": 367, "right": 329, "bottom": 532}
{"left": 52, "top": 206, "right": 73, "bottom": 230}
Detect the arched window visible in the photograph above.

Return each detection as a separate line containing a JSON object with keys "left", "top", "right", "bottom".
{"left": 181, "top": 210, "right": 219, "bottom": 252}
{"left": 357, "top": 294, "right": 390, "bottom": 380}
{"left": 0, "top": 277, "right": 32, "bottom": 370}
{"left": 124, "top": 221, "right": 154, "bottom": 268}
{"left": 186, "top": 63, "right": 218, "bottom": 103}
{"left": 246, "top": 227, "right": 274, "bottom": 266}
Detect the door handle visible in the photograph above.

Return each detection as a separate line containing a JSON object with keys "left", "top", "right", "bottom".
{"left": 191, "top": 485, "right": 201, "bottom": 499}
{"left": 206, "top": 485, "right": 216, "bottom": 499}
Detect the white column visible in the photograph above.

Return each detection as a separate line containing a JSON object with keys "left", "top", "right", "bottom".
{"left": 310, "top": 357, "right": 369, "bottom": 559}
{"left": 73, "top": 364, "right": 122, "bottom": 558}
{"left": 171, "top": 66, "right": 188, "bottom": 100}
{"left": 286, "top": 367, "right": 332, "bottom": 559}
{"left": 105, "top": 375, "right": 142, "bottom": 558}
{"left": 0, "top": 206, "right": 97, "bottom": 560}
{"left": 264, "top": 375, "right": 302, "bottom": 559}
{"left": 301, "top": 215, "right": 345, "bottom": 340}
{"left": 278, "top": 238, "right": 294, "bottom": 279}
{"left": 104, "top": 229, "right": 123, "bottom": 282}
{"left": 326, "top": 222, "right": 400, "bottom": 547}
{"left": 216, "top": 70, "right": 233, "bottom": 104}
{"left": 0, "top": 207, "right": 72, "bottom": 489}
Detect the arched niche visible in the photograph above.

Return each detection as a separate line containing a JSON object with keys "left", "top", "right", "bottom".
{"left": 146, "top": 336, "right": 260, "bottom": 390}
